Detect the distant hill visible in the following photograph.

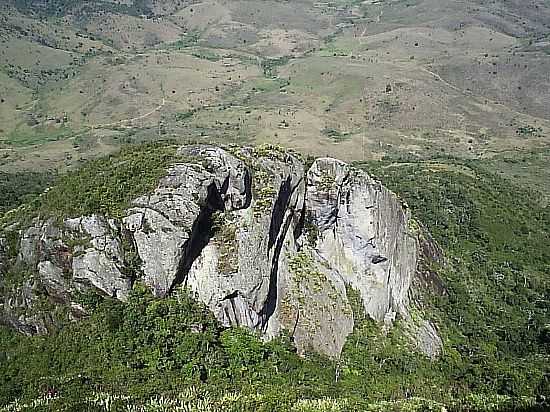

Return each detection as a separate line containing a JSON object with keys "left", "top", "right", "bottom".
{"left": 0, "top": 0, "right": 549, "bottom": 173}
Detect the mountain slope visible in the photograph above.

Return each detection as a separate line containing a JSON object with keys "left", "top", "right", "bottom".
{"left": 0, "top": 143, "right": 548, "bottom": 411}
{"left": 1, "top": 0, "right": 550, "bottom": 170}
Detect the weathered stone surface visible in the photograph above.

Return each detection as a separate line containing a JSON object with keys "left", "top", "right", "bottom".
{"left": 405, "top": 317, "right": 443, "bottom": 359}
{"left": 0, "top": 145, "right": 443, "bottom": 358}
{"left": 305, "top": 158, "right": 417, "bottom": 324}
{"left": 1, "top": 278, "right": 50, "bottom": 335}
{"left": 67, "top": 215, "right": 132, "bottom": 300}
{"left": 186, "top": 147, "right": 306, "bottom": 336}
{"left": 277, "top": 248, "right": 354, "bottom": 356}
{"left": 124, "top": 146, "right": 252, "bottom": 297}
{"left": 18, "top": 218, "right": 64, "bottom": 268}
{"left": 38, "top": 260, "right": 70, "bottom": 298}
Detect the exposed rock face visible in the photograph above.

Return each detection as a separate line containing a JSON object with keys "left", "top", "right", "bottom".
{"left": 124, "top": 145, "right": 253, "bottom": 298}
{"left": 0, "top": 145, "right": 442, "bottom": 357}
{"left": 305, "top": 158, "right": 417, "bottom": 324}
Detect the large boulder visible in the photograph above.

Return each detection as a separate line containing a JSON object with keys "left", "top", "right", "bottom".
{"left": 0, "top": 145, "right": 443, "bottom": 357}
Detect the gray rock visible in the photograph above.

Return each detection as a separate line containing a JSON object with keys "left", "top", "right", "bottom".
{"left": 1, "top": 277, "right": 51, "bottom": 335}
{"left": 406, "top": 318, "right": 443, "bottom": 359}
{"left": 66, "top": 215, "right": 132, "bottom": 300}
{"left": 18, "top": 219, "right": 64, "bottom": 268}
{"left": 305, "top": 158, "right": 417, "bottom": 324}
{"left": 37, "top": 260, "right": 70, "bottom": 298}
{"left": 0, "top": 145, "right": 443, "bottom": 358}
{"left": 277, "top": 247, "right": 354, "bottom": 356}
{"left": 186, "top": 146, "right": 307, "bottom": 336}
{"left": 124, "top": 146, "right": 252, "bottom": 297}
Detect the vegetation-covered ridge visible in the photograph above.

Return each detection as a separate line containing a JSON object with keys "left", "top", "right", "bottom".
{"left": 0, "top": 142, "right": 185, "bottom": 228}
{"left": 0, "top": 145, "right": 548, "bottom": 411}
{"left": 0, "top": 142, "right": 306, "bottom": 229}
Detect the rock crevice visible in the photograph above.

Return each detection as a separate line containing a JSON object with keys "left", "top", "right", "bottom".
{"left": 0, "top": 145, "right": 443, "bottom": 358}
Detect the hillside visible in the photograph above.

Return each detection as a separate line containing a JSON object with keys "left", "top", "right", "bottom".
{"left": 1, "top": 0, "right": 549, "bottom": 411}
{"left": 0, "top": 0, "right": 549, "bottom": 172}
{"left": 0, "top": 142, "right": 548, "bottom": 411}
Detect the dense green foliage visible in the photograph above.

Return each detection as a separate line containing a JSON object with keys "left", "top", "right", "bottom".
{"left": 359, "top": 159, "right": 550, "bottom": 399}
{"left": 1, "top": 142, "right": 184, "bottom": 226}
{"left": 0, "top": 171, "right": 52, "bottom": 216}
{"left": 0, "top": 148, "right": 548, "bottom": 411}
{"left": 0, "top": 285, "right": 337, "bottom": 411}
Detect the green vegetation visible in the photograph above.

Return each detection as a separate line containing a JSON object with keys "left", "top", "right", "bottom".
{"left": 261, "top": 57, "right": 290, "bottom": 78}
{"left": 2, "top": 281, "right": 545, "bottom": 411}
{"left": 0, "top": 146, "right": 549, "bottom": 411}
{"left": 170, "top": 32, "right": 201, "bottom": 50}
{"left": 212, "top": 211, "right": 239, "bottom": 273}
{"left": 515, "top": 125, "right": 543, "bottom": 138}
{"left": 6, "top": 126, "right": 79, "bottom": 147}
{"left": 0, "top": 171, "right": 53, "bottom": 216}
{"left": 1, "top": 142, "right": 186, "bottom": 226}
{"left": 175, "top": 109, "right": 198, "bottom": 122}
{"left": 356, "top": 158, "right": 549, "bottom": 401}
{"left": 12, "top": 0, "right": 153, "bottom": 18}
{"left": 0, "top": 284, "right": 335, "bottom": 411}
{"left": 191, "top": 49, "right": 222, "bottom": 62}
{"left": 321, "top": 128, "right": 351, "bottom": 142}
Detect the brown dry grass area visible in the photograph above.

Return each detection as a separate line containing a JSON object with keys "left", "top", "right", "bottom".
{"left": 1, "top": 0, "right": 550, "bottom": 171}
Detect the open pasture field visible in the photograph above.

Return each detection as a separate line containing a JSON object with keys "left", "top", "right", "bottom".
{"left": 0, "top": 0, "right": 549, "bottom": 184}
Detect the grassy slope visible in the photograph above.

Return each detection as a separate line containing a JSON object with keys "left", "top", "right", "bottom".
{"left": 0, "top": 144, "right": 548, "bottom": 411}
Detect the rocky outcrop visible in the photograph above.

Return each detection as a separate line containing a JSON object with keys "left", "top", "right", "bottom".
{"left": 0, "top": 144, "right": 443, "bottom": 357}
{"left": 305, "top": 158, "right": 416, "bottom": 324}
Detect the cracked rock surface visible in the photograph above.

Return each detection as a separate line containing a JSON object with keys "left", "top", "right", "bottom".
{"left": 0, "top": 145, "right": 442, "bottom": 358}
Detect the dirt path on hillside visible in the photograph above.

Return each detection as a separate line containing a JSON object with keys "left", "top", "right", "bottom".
{"left": 93, "top": 97, "right": 166, "bottom": 129}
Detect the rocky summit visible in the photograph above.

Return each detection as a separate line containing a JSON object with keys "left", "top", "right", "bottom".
{"left": 0, "top": 144, "right": 441, "bottom": 358}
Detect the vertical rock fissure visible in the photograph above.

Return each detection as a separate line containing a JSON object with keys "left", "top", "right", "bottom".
{"left": 168, "top": 182, "right": 226, "bottom": 294}
{"left": 242, "top": 169, "right": 253, "bottom": 209}
{"left": 268, "top": 176, "right": 293, "bottom": 250}
{"left": 260, "top": 177, "right": 303, "bottom": 329}
{"left": 261, "top": 212, "right": 295, "bottom": 330}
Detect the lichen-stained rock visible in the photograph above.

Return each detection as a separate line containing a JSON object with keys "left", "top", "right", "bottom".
{"left": 2, "top": 214, "right": 131, "bottom": 332}
{"left": 180, "top": 145, "right": 252, "bottom": 211}
{"left": 2, "top": 278, "right": 51, "bottom": 335}
{"left": 407, "top": 319, "right": 443, "bottom": 359}
{"left": 18, "top": 218, "right": 65, "bottom": 269}
{"left": 278, "top": 248, "right": 354, "bottom": 356}
{"left": 305, "top": 158, "right": 418, "bottom": 324}
{"left": 65, "top": 215, "right": 131, "bottom": 300}
{"left": 124, "top": 146, "right": 252, "bottom": 297}
{"left": 0, "top": 144, "right": 443, "bottom": 358}
{"left": 37, "top": 260, "right": 70, "bottom": 299}
{"left": 186, "top": 146, "right": 307, "bottom": 335}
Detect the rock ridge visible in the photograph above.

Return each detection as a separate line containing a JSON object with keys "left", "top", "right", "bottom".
{"left": 0, "top": 144, "right": 442, "bottom": 358}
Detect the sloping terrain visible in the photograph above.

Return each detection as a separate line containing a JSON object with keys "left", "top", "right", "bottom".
{"left": 0, "top": 0, "right": 549, "bottom": 171}
{"left": 0, "top": 143, "right": 548, "bottom": 411}
{"left": 0, "top": 1, "right": 549, "bottom": 411}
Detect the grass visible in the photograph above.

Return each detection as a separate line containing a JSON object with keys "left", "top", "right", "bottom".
{"left": 6, "top": 126, "right": 79, "bottom": 147}
{"left": 169, "top": 32, "right": 201, "bottom": 50}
